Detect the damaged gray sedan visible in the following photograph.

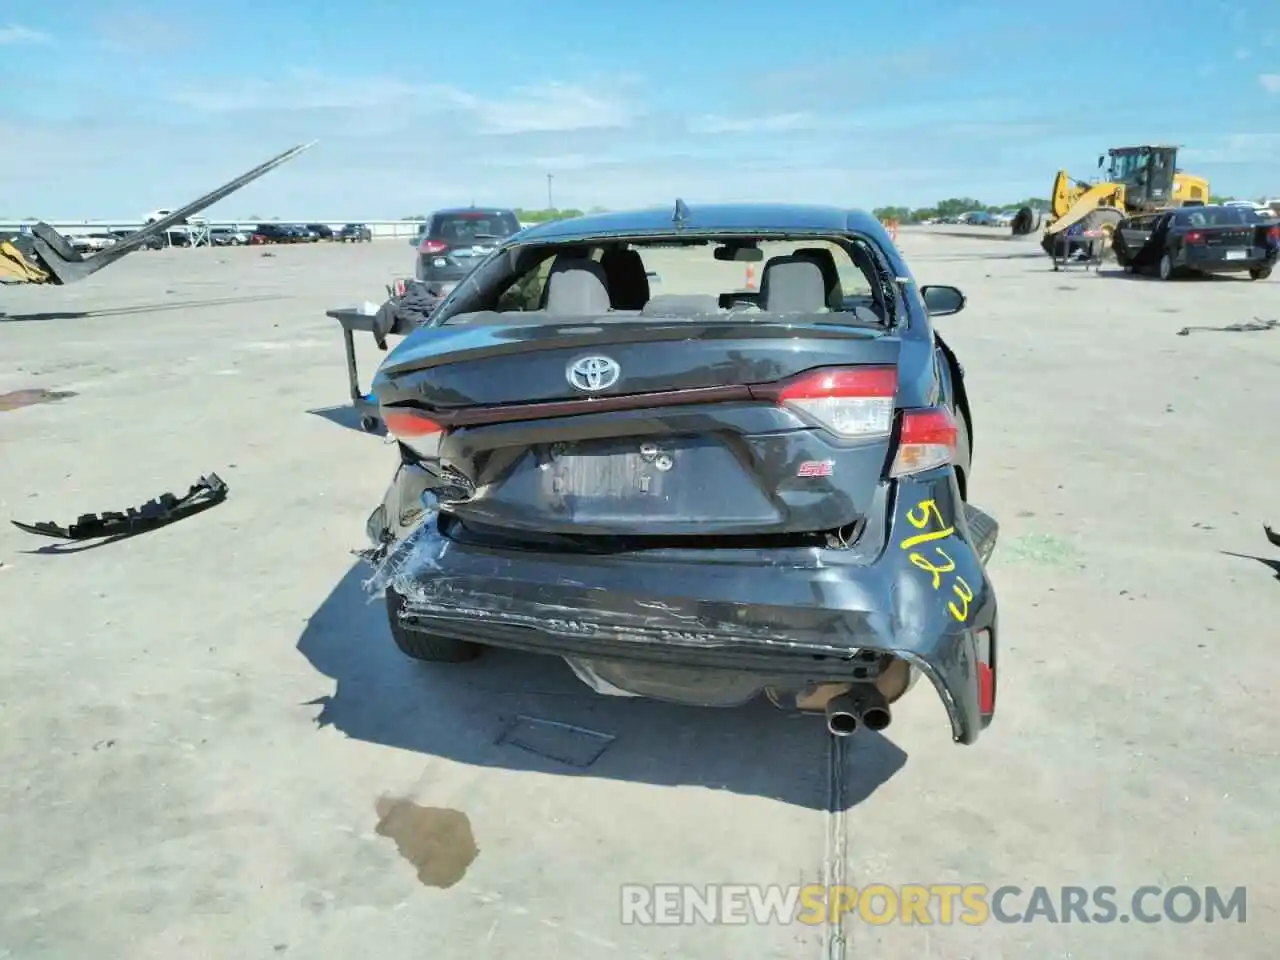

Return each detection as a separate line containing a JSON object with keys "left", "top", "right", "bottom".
{"left": 363, "top": 202, "right": 1000, "bottom": 743}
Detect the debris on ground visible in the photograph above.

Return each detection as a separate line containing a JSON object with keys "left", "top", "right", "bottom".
{"left": 1176, "top": 318, "right": 1278, "bottom": 336}
{"left": 0, "top": 388, "right": 78, "bottom": 412}
{"left": 1266, "top": 525, "right": 1280, "bottom": 550}
{"left": 496, "top": 715, "right": 616, "bottom": 768}
{"left": 12, "top": 473, "right": 228, "bottom": 542}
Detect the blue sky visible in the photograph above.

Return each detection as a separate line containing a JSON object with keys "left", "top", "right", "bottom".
{"left": 1, "top": 0, "right": 1277, "bottom": 219}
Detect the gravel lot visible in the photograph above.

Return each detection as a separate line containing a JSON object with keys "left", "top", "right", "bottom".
{"left": 2, "top": 232, "right": 1277, "bottom": 959}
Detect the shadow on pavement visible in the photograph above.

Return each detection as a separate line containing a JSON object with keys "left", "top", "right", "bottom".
{"left": 0, "top": 294, "right": 288, "bottom": 323}
{"left": 1222, "top": 550, "right": 1280, "bottom": 583}
{"left": 297, "top": 563, "right": 908, "bottom": 811}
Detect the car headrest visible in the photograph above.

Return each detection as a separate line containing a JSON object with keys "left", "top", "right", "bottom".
{"left": 545, "top": 259, "right": 612, "bottom": 315}
{"left": 794, "top": 247, "right": 843, "bottom": 309}
{"left": 760, "top": 256, "right": 827, "bottom": 313}
{"left": 600, "top": 248, "right": 650, "bottom": 309}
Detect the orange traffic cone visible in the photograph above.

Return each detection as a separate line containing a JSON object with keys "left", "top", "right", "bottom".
{"left": 744, "top": 263, "right": 757, "bottom": 291}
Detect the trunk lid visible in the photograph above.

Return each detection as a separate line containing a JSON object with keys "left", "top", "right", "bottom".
{"left": 376, "top": 320, "right": 902, "bottom": 538}
{"left": 1196, "top": 224, "right": 1256, "bottom": 248}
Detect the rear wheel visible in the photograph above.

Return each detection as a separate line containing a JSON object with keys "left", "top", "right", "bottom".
{"left": 385, "top": 586, "right": 483, "bottom": 663}
{"left": 1249, "top": 267, "right": 1272, "bottom": 281}
{"left": 1082, "top": 207, "right": 1123, "bottom": 261}
{"left": 1158, "top": 252, "right": 1176, "bottom": 281}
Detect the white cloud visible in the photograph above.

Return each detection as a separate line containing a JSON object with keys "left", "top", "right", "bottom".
{"left": 687, "top": 112, "right": 817, "bottom": 134}
{"left": 1259, "top": 73, "right": 1280, "bottom": 92}
{"left": 1180, "top": 133, "right": 1280, "bottom": 164}
{"left": 167, "top": 72, "right": 438, "bottom": 112}
{"left": 0, "top": 24, "right": 50, "bottom": 44}
{"left": 454, "top": 82, "right": 633, "bottom": 134}
{"left": 166, "top": 73, "right": 633, "bottom": 135}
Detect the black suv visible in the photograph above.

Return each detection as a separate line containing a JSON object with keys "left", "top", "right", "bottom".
{"left": 414, "top": 208, "right": 522, "bottom": 283}
{"left": 339, "top": 223, "right": 373, "bottom": 242}
{"left": 306, "top": 223, "right": 335, "bottom": 240}
{"left": 251, "top": 224, "right": 296, "bottom": 244}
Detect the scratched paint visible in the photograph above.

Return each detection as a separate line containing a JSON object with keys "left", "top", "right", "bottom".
{"left": 898, "top": 497, "right": 973, "bottom": 623}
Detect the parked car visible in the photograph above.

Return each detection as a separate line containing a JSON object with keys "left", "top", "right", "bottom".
{"left": 339, "top": 223, "right": 373, "bottom": 242}
{"left": 210, "top": 227, "right": 249, "bottom": 246}
{"left": 364, "top": 202, "right": 999, "bottom": 744}
{"left": 250, "top": 223, "right": 297, "bottom": 244}
{"left": 67, "top": 233, "right": 118, "bottom": 253}
{"left": 413, "top": 207, "right": 522, "bottom": 283}
{"left": 1113, "top": 203, "right": 1279, "bottom": 280}
{"left": 305, "top": 223, "right": 335, "bottom": 240}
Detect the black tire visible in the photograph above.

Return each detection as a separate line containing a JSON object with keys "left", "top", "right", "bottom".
{"left": 1081, "top": 207, "right": 1123, "bottom": 261}
{"left": 1249, "top": 267, "right": 1272, "bottom": 281}
{"left": 1158, "top": 252, "right": 1177, "bottom": 281}
{"left": 1011, "top": 206, "right": 1040, "bottom": 237}
{"left": 385, "top": 586, "right": 483, "bottom": 663}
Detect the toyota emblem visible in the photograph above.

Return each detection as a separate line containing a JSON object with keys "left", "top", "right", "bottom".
{"left": 567, "top": 355, "right": 621, "bottom": 392}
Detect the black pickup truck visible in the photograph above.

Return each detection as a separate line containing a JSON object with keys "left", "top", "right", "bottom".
{"left": 1114, "top": 204, "right": 1279, "bottom": 281}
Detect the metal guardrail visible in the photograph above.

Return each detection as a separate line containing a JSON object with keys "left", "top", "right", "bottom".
{"left": 0, "top": 219, "right": 426, "bottom": 239}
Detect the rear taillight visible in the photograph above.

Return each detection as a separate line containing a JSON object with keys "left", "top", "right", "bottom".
{"left": 1267, "top": 226, "right": 1280, "bottom": 244}
{"left": 975, "top": 627, "right": 995, "bottom": 719}
{"left": 1184, "top": 230, "right": 1204, "bottom": 244}
{"left": 774, "top": 366, "right": 896, "bottom": 438}
{"left": 419, "top": 239, "right": 448, "bottom": 255}
{"left": 381, "top": 407, "right": 443, "bottom": 451}
{"left": 889, "top": 406, "right": 957, "bottom": 477}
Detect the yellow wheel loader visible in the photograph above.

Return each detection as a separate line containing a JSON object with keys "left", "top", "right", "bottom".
{"left": 1010, "top": 145, "right": 1210, "bottom": 259}
{"left": 1, "top": 142, "right": 314, "bottom": 290}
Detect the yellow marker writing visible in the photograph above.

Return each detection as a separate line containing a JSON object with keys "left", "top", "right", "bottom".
{"left": 909, "top": 547, "right": 956, "bottom": 589}
{"left": 948, "top": 575, "right": 974, "bottom": 622}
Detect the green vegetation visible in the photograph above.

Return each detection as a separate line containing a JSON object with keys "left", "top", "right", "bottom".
{"left": 399, "top": 208, "right": 595, "bottom": 224}
{"left": 872, "top": 197, "right": 1050, "bottom": 223}
{"left": 512, "top": 208, "right": 587, "bottom": 223}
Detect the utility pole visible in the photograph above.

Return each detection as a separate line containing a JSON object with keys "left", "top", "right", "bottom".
{"left": 546, "top": 173, "right": 554, "bottom": 211}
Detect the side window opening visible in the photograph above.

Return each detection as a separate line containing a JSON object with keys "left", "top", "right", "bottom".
{"left": 495, "top": 252, "right": 556, "bottom": 312}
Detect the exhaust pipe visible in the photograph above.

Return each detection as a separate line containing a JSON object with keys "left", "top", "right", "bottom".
{"left": 824, "top": 686, "right": 893, "bottom": 737}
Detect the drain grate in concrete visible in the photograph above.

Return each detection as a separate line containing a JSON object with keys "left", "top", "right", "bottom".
{"left": 496, "top": 715, "right": 616, "bottom": 768}
{"left": 0, "top": 388, "right": 78, "bottom": 412}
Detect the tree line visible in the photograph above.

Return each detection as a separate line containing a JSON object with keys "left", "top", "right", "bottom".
{"left": 398, "top": 194, "right": 1263, "bottom": 227}
{"left": 399, "top": 207, "right": 607, "bottom": 224}
{"left": 871, "top": 193, "right": 1255, "bottom": 223}
{"left": 871, "top": 198, "right": 1049, "bottom": 223}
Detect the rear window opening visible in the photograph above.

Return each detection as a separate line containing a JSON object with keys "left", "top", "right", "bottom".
{"left": 430, "top": 212, "right": 521, "bottom": 242}
{"left": 446, "top": 233, "right": 897, "bottom": 327}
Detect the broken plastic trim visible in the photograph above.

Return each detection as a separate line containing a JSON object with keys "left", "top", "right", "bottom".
{"left": 361, "top": 512, "right": 857, "bottom": 652}
{"left": 12, "top": 473, "right": 229, "bottom": 541}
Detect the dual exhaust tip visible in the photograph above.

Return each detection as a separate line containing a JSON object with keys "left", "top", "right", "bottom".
{"left": 825, "top": 686, "right": 892, "bottom": 737}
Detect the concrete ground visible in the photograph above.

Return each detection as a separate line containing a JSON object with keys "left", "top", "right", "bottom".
{"left": 1, "top": 232, "right": 1277, "bottom": 959}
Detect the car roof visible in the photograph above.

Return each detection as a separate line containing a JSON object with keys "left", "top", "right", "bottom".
{"left": 513, "top": 202, "right": 885, "bottom": 243}
{"left": 433, "top": 207, "right": 517, "bottom": 217}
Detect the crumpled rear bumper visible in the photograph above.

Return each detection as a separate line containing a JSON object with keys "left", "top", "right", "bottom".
{"left": 364, "top": 464, "right": 999, "bottom": 744}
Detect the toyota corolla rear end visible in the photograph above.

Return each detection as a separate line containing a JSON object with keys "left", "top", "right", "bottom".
{"left": 362, "top": 220, "right": 998, "bottom": 743}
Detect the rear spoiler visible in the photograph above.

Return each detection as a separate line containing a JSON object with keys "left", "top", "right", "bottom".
{"left": 25, "top": 142, "right": 315, "bottom": 285}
